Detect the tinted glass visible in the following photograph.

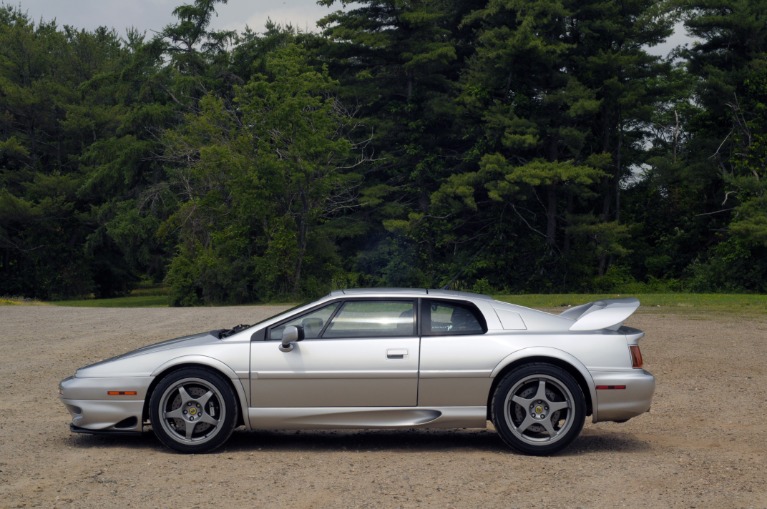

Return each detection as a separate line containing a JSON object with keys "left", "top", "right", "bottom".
{"left": 323, "top": 301, "right": 415, "bottom": 338}
{"left": 426, "top": 301, "right": 484, "bottom": 334}
{"left": 269, "top": 302, "right": 339, "bottom": 340}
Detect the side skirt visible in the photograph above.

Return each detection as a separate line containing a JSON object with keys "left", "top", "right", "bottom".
{"left": 247, "top": 406, "right": 487, "bottom": 430}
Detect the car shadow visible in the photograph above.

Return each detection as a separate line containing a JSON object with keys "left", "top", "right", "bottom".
{"left": 563, "top": 430, "right": 652, "bottom": 455}
{"left": 65, "top": 426, "right": 650, "bottom": 455}
{"left": 65, "top": 431, "right": 159, "bottom": 450}
{"left": 225, "top": 428, "right": 504, "bottom": 453}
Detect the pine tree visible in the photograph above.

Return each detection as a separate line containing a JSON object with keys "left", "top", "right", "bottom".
{"left": 676, "top": 0, "right": 767, "bottom": 291}
{"left": 434, "top": 0, "right": 673, "bottom": 289}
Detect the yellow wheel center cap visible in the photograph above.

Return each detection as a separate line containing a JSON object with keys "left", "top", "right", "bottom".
{"left": 535, "top": 405, "right": 543, "bottom": 414}
{"left": 189, "top": 407, "right": 198, "bottom": 416}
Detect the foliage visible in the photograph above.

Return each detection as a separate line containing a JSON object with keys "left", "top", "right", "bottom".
{"left": 0, "top": 0, "right": 765, "bottom": 304}
{"left": 161, "top": 43, "right": 365, "bottom": 303}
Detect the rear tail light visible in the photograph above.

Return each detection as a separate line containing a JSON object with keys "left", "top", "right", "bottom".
{"left": 629, "top": 345, "right": 644, "bottom": 369}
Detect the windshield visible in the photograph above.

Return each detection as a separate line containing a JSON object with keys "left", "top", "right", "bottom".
{"left": 226, "top": 298, "right": 320, "bottom": 336}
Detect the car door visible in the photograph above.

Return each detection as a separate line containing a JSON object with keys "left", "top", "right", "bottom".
{"left": 417, "top": 299, "right": 494, "bottom": 407}
{"left": 249, "top": 299, "right": 420, "bottom": 408}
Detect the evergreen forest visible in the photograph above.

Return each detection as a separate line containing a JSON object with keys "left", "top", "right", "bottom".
{"left": 1, "top": 0, "right": 766, "bottom": 305}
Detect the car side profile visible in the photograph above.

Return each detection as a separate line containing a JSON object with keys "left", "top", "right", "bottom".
{"left": 59, "top": 289, "right": 654, "bottom": 455}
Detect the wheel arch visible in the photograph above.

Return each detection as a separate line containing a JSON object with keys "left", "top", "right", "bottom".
{"left": 143, "top": 357, "right": 249, "bottom": 429}
{"left": 486, "top": 350, "right": 595, "bottom": 420}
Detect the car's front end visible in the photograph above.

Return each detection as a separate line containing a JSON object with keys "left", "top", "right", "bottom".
{"left": 59, "top": 330, "right": 241, "bottom": 434}
{"left": 60, "top": 374, "right": 150, "bottom": 434}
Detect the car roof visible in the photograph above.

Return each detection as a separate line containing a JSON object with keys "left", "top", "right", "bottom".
{"left": 329, "top": 288, "right": 494, "bottom": 301}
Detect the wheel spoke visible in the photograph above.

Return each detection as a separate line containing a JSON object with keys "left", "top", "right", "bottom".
{"left": 532, "top": 380, "right": 548, "bottom": 401}
{"left": 511, "top": 394, "right": 532, "bottom": 407}
{"left": 515, "top": 414, "right": 537, "bottom": 434}
{"left": 177, "top": 385, "right": 193, "bottom": 405}
{"left": 199, "top": 413, "right": 218, "bottom": 426}
{"left": 184, "top": 420, "right": 197, "bottom": 440}
{"left": 165, "top": 407, "right": 184, "bottom": 420}
{"left": 197, "top": 390, "right": 214, "bottom": 407}
{"left": 548, "top": 400, "right": 569, "bottom": 413}
{"left": 539, "top": 416, "right": 558, "bottom": 437}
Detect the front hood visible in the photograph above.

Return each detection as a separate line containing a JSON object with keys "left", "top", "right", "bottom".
{"left": 77, "top": 331, "right": 220, "bottom": 374}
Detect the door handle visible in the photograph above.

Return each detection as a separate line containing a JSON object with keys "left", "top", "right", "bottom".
{"left": 387, "top": 349, "right": 408, "bottom": 359}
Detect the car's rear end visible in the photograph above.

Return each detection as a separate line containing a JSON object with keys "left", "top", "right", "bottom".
{"left": 560, "top": 299, "right": 655, "bottom": 423}
{"left": 589, "top": 326, "right": 655, "bottom": 422}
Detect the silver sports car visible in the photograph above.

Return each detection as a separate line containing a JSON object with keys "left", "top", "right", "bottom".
{"left": 59, "top": 289, "right": 654, "bottom": 455}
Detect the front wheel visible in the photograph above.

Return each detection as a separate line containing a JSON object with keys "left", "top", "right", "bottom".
{"left": 149, "top": 368, "right": 238, "bottom": 453}
{"left": 491, "top": 363, "right": 585, "bottom": 455}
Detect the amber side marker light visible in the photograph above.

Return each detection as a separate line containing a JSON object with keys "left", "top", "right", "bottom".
{"left": 629, "top": 345, "right": 644, "bottom": 369}
{"left": 107, "top": 391, "right": 137, "bottom": 396}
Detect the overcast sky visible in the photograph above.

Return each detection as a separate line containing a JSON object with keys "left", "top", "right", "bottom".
{"left": 10, "top": 0, "right": 691, "bottom": 55}
{"left": 10, "top": 0, "right": 333, "bottom": 35}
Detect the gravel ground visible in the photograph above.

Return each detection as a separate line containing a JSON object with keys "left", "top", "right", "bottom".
{"left": 0, "top": 305, "right": 765, "bottom": 508}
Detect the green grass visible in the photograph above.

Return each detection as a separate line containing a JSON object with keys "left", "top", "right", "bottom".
{"left": 49, "top": 282, "right": 171, "bottom": 307}
{"left": 494, "top": 293, "right": 767, "bottom": 315}
{"left": 51, "top": 294, "right": 170, "bottom": 307}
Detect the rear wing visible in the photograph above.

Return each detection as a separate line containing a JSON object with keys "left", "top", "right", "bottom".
{"left": 559, "top": 298, "right": 640, "bottom": 331}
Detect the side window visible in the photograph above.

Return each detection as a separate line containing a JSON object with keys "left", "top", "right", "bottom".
{"left": 268, "top": 303, "right": 339, "bottom": 340}
{"left": 323, "top": 300, "right": 415, "bottom": 338}
{"left": 424, "top": 300, "right": 485, "bottom": 335}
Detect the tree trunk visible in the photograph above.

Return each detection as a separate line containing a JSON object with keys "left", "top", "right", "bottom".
{"left": 546, "top": 184, "right": 557, "bottom": 248}
{"left": 293, "top": 193, "right": 309, "bottom": 297}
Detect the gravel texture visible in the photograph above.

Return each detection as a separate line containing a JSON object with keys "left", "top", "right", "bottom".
{"left": 0, "top": 305, "right": 765, "bottom": 508}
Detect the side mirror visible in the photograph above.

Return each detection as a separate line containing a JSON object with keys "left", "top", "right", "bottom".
{"left": 279, "top": 325, "right": 304, "bottom": 352}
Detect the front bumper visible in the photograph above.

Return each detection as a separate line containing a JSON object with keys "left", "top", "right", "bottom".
{"left": 59, "top": 375, "right": 153, "bottom": 433}
{"left": 591, "top": 369, "right": 655, "bottom": 423}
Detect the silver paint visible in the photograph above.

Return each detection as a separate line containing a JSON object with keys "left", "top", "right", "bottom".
{"left": 59, "top": 288, "right": 655, "bottom": 448}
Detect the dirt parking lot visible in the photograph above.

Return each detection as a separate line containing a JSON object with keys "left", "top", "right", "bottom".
{"left": 0, "top": 304, "right": 765, "bottom": 508}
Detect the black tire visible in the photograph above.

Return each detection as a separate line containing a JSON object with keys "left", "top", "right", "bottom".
{"left": 149, "top": 367, "right": 238, "bottom": 453}
{"left": 491, "top": 363, "right": 586, "bottom": 455}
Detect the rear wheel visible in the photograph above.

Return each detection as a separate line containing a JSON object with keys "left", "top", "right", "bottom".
{"left": 149, "top": 368, "right": 237, "bottom": 453}
{"left": 492, "top": 363, "right": 585, "bottom": 455}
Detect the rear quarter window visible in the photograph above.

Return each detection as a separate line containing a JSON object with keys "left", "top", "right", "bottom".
{"left": 422, "top": 300, "right": 486, "bottom": 335}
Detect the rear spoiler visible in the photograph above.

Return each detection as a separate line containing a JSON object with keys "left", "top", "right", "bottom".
{"left": 559, "top": 298, "right": 640, "bottom": 331}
